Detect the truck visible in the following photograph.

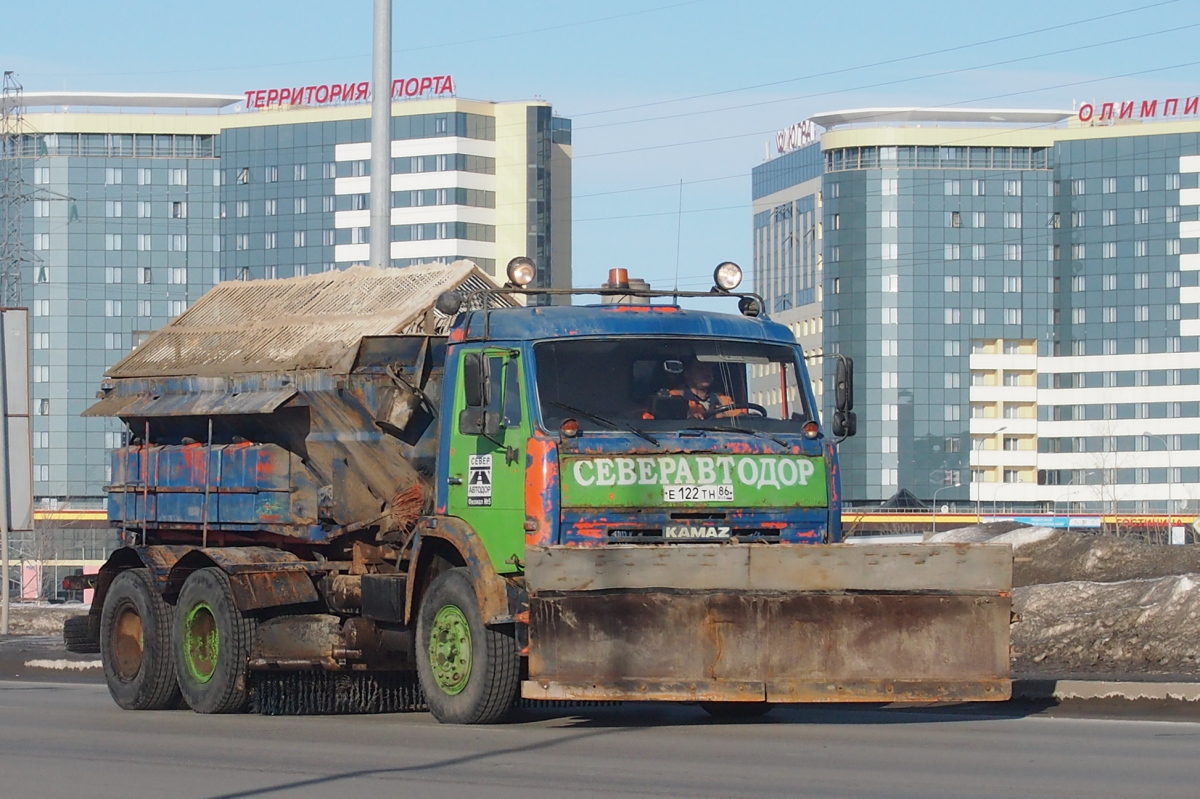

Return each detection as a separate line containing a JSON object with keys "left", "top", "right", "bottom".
{"left": 65, "top": 258, "right": 1012, "bottom": 723}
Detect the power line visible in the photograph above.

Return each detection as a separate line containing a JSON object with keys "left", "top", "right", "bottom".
{"left": 573, "top": 57, "right": 1200, "bottom": 160}
{"left": 572, "top": 20, "right": 1200, "bottom": 132}
{"left": 566, "top": 0, "right": 1181, "bottom": 118}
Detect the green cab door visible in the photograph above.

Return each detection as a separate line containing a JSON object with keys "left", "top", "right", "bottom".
{"left": 446, "top": 347, "right": 530, "bottom": 575}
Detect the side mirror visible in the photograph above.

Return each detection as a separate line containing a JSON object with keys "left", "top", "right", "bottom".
{"left": 458, "top": 407, "right": 501, "bottom": 437}
{"left": 832, "top": 410, "right": 857, "bottom": 438}
{"left": 463, "top": 353, "right": 488, "bottom": 408}
{"left": 835, "top": 355, "right": 854, "bottom": 413}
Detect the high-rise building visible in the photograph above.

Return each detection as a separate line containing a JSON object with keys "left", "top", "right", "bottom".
{"left": 5, "top": 87, "right": 571, "bottom": 512}
{"left": 752, "top": 105, "right": 1200, "bottom": 516}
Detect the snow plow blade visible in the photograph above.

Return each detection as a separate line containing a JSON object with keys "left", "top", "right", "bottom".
{"left": 522, "top": 544, "right": 1012, "bottom": 704}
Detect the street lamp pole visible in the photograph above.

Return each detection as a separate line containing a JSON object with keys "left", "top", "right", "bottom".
{"left": 974, "top": 425, "right": 1007, "bottom": 521}
{"left": 932, "top": 482, "right": 961, "bottom": 535}
{"left": 1143, "top": 431, "right": 1174, "bottom": 541}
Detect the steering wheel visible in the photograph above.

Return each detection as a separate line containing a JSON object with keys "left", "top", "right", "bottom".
{"left": 705, "top": 403, "right": 768, "bottom": 419}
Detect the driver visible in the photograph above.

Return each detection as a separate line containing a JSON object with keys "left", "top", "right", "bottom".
{"left": 670, "top": 360, "right": 740, "bottom": 419}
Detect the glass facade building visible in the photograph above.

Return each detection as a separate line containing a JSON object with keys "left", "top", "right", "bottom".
{"left": 6, "top": 93, "right": 571, "bottom": 513}
{"left": 753, "top": 108, "right": 1200, "bottom": 516}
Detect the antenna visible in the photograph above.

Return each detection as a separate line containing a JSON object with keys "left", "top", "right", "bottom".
{"left": 1, "top": 71, "right": 32, "bottom": 306}
{"left": 672, "top": 178, "right": 683, "bottom": 295}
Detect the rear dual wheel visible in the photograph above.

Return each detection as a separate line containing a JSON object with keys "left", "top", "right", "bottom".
{"left": 100, "top": 569, "right": 182, "bottom": 710}
{"left": 173, "top": 567, "right": 256, "bottom": 714}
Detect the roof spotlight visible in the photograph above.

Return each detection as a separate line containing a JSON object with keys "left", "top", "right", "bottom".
{"left": 713, "top": 261, "right": 742, "bottom": 292}
{"left": 506, "top": 256, "right": 537, "bottom": 287}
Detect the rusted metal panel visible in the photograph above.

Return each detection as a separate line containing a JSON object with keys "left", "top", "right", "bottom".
{"left": 252, "top": 614, "right": 343, "bottom": 662}
{"left": 228, "top": 570, "right": 320, "bottom": 611}
{"left": 112, "top": 387, "right": 297, "bottom": 417}
{"left": 528, "top": 591, "right": 1011, "bottom": 704}
{"left": 525, "top": 543, "right": 1013, "bottom": 594}
{"left": 522, "top": 678, "right": 1009, "bottom": 704}
{"left": 100, "top": 262, "right": 505, "bottom": 379}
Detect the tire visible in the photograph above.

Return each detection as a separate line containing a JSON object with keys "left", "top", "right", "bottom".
{"left": 173, "top": 567, "right": 256, "bottom": 714}
{"left": 99, "top": 569, "right": 183, "bottom": 710}
{"left": 63, "top": 614, "right": 100, "bottom": 654}
{"left": 700, "top": 702, "right": 774, "bottom": 719}
{"left": 416, "top": 567, "right": 519, "bottom": 724}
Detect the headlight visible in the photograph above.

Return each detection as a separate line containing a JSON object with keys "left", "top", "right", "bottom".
{"left": 506, "top": 256, "right": 536, "bottom": 287}
{"left": 713, "top": 261, "right": 742, "bottom": 292}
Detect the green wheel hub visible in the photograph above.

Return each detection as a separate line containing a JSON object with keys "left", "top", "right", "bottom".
{"left": 429, "top": 604, "right": 472, "bottom": 695}
{"left": 182, "top": 602, "right": 218, "bottom": 684}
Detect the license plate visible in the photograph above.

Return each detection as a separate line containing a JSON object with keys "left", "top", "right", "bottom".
{"left": 662, "top": 484, "right": 734, "bottom": 503}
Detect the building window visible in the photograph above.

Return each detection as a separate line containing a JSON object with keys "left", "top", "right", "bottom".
{"left": 169, "top": 168, "right": 187, "bottom": 186}
{"left": 831, "top": 278, "right": 840, "bottom": 294}
{"left": 945, "top": 372, "right": 961, "bottom": 388}
{"left": 105, "top": 167, "right": 122, "bottom": 185}
{"left": 1004, "top": 212, "right": 1021, "bottom": 229}
{"left": 105, "top": 200, "right": 122, "bottom": 218}
{"left": 104, "top": 267, "right": 121, "bottom": 284}
{"left": 168, "top": 234, "right": 187, "bottom": 252}
{"left": 294, "top": 197, "right": 307, "bottom": 214}
{"left": 139, "top": 267, "right": 152, "bottom": 284}
{"left": 944, "top": 179, "right": 960, "bottom": 195}
{"left": 104, "top": 300, "right": 122, "bottom": 317}
{"left": 1135, "top": 208, "right": 1149, "bottom": 225}
{"left": 881, "top": 210, "right": 898, "bottom": 228}
{"left": 236, "top": 234, "right": 249, "bottom": 251}
{"left": 1003, "top": 179, "right": 1021, "bottom": 197}
{"left": 322, "top": 162, "right": 337, "bottom": 179}
{"left": 294, "top": 231, "right": 307, "bottom": 247}
{"left": 137, "top": 234, "right": 151, "bottom": 251}
{"left": 945, "top": 340, "right": 961, "bottom": 356}
{"left": 1134, "top": 175, "right": 1149, "bottom": 192}
{"left": 294, "top": 164, "right": 307, "bottom": 181}
{"left": 1004, "top": 244, "right": 1022, "bottom": 261}
{"left": 137, "top": 201, "right": 152, "bottom": 218}
{"left": 105, "top": 333, "right": 121, "bottom": 351}
{"left": 947, "top": 211, "right": 961, "bottom": 228}
{"left": 972, "top": 276, "right": 985, "bottom": 293}
{"left": 323, "top": 196, "right": 335, "bottom": 213}
{"left": 1135, "top": 240, "right": 1148, "bottom": 257}
{"left": 1135, "top": 338, "right": 1150, "bottom": 354}
{"left": 1102, "top": 177, "right": 1116, "bottom": 193}
{"left": 1134, "top": 305, "right": 1150, "bottom": 322}
{"left": 33, "top": 233, "right": 50, "bottom": 251}
{"left": 237, "top": 167, "right": 250, "bottom": 184}
{"left": 972, "top": 308, "right": 986, "bottom": 325}
{"left": 1005, "top": 308, "right": 1022, "bottom": 325}
{"left": 264, "top": 232, "right": 277, "bottom": 250}
{"left": 1004, "top": 276, "right": 1021, "bottom": 293}
{"left": 944, "top": 308, "right": 961, "bottom": 324}
{"left": 829, "top": 213, "right": 840, "bottom": 230}
{"left": 137, "top": 300, "right": 151, "bottom": 317}
{"left": 882, "top": 274, "right": 898, "bottom": 293}
{"left": 881, "top": 178, "right": 898, "bottom": 196}
{"left": 1102, "top": 242, "right": 1116, "bottom": 258}
{"left": 105, "top": 233, "right": 121, "bottom": 251}
{"left": 265, "top": 199, "right": 277, "bottom": 216}
{"left": 944, "top": 275, "right": 960, "bottom": 292}
{"left": 171, "top": 201, "right": 187, "bottom": 219}
{"left": 1072, "top": 179, "right": 1085, "bottom": 195}
{"left": 1167, "top": 206, "right": 1181, "bottom": 223}
{"left": 1003, "top": 469, "right": 1020, "bottom": 483}
{"left": 881, "top": 242, "right": 898, "bottom": 260}
{"left": 973, "top": 179, "right": 986, "bottom": 196}
{"left": 138, "top": 168, "right": 152, "bottom": 185}
{"left": 944, "top": 244, "right": 960, "bottom": 260}
{"left": 1071, "top": 211, "right": 1086, "bottom": 227}
{"left": 322, "top": 230, "right": 335, "bottom": 246}
{"left": 1103, "top": 307, "right": 1116, "bottom": 323}
{"left": 973, "top": 244, "right": 986, "bottom": 261}
{"left": 1102, "top": 209, "right": 1116, "bottom": 227}
{"left": 167, "top": 267, "right": 186, "bottom": 284}
{"left": 1071, "top": 243, "right": 1086, "bottom": 260}
{"left": 265, "top": 165, "right": 279, "bottom": 183}
{"left": 236, "top": 201, "right": 249, "bottom": 218}
{"left": 1135, "top": 272, "right": 1149, "bottom": 289}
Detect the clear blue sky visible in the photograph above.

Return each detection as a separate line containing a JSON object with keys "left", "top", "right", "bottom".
{"left": 8, "top": 0, "right": 1200, "bottom": 293}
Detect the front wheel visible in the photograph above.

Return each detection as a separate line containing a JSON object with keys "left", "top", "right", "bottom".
{"left": 416, "top": 567, "right": 519, "bottom": 724}
{"left": 173, "top": 567, "right": 256, "bottom": 714}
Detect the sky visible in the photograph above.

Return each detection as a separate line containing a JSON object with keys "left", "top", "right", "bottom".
{"left": 7, "top": 0, "right": 1200, "bottom": 295}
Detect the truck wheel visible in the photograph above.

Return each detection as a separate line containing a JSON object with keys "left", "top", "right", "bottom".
{"left": 63, "top": 614, "right": 100, "bottom": 654}
{"left": 416, "top": 567, "right": 519, "bottom": 724}
{"left": 700, "top": 702, "right": 774, "bottom": 719}
{"left": 173, "top": 567, "right": 256, "bottom": 714}
{"left": 100, "top": 569, "right": 182, "bottom": 710}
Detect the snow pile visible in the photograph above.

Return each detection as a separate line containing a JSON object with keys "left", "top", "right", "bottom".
{"left": 23, "top": 659, "right": 101, "bottom": 671}
{"left": 1013, "top": 574, "right": 1200, "bottom": 675}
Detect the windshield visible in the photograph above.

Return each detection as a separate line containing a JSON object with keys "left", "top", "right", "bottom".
{"left": 533, "top": 338, "right": 812, "bottom": 433}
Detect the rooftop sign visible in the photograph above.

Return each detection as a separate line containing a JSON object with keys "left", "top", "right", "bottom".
{"left": 242, "top": 76, "right": 455, "bottom": 110}
{"left": 775, "top": 119, "right": 817, "bottom": 154}
{"left": 1078, "top": 97, "right": 1200, "bottom": 123}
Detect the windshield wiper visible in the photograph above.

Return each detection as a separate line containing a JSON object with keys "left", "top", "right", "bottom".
{"left": 682, "top": 425, "right": 791, "bottom": 450}
{"left": 546, "top": 400, "right": 659, "bottom": 446}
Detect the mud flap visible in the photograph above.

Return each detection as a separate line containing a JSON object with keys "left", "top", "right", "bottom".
{"left": 522, "top": 544, "right": 1012, "bottom": 704}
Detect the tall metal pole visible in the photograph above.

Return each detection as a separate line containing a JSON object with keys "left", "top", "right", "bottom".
{"left": 368, "top": 0, "right": 392, "bottom": 269}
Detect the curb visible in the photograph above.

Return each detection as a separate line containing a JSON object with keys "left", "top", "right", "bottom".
{"left": 1013, "top": 678, "right": 1200, "bottom": 703}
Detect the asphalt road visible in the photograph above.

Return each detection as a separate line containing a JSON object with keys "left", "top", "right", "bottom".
{"left": 1, "top": 680, "right": 1198, "bottom": 798}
